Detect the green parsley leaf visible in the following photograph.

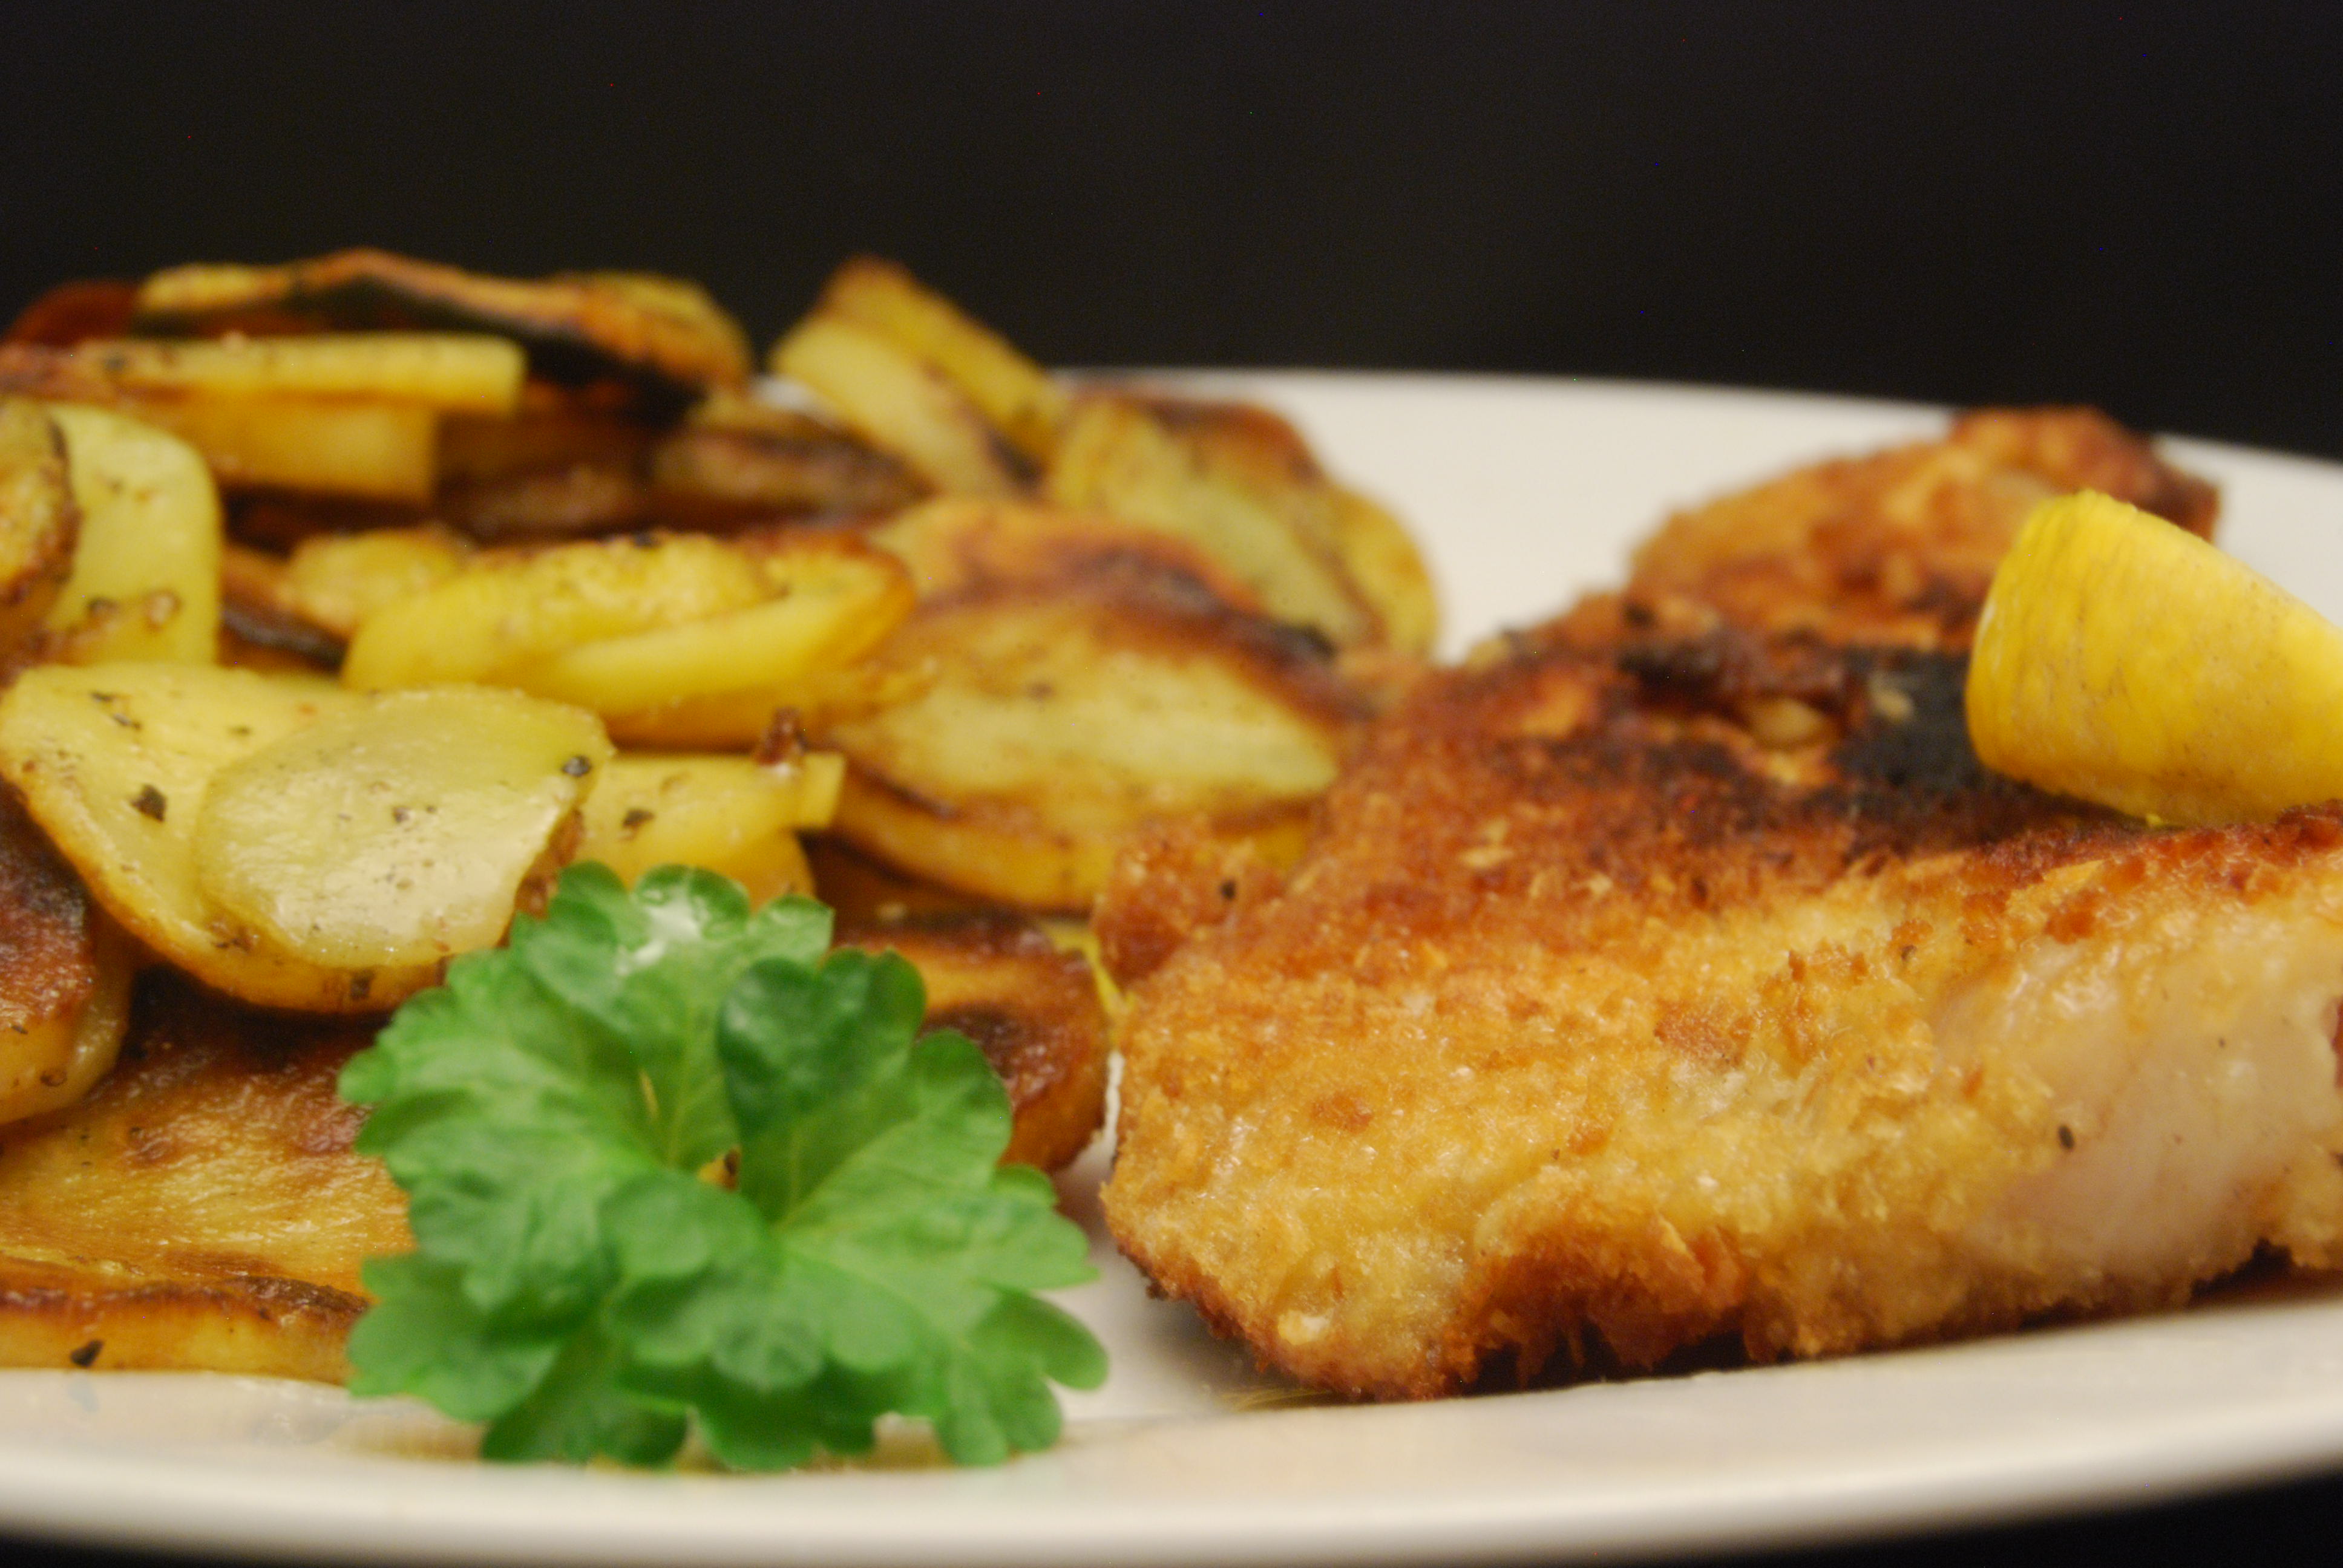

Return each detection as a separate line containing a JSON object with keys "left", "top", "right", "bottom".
{"left": 338, "top": 862, "right": 1105, "bottom": 1469}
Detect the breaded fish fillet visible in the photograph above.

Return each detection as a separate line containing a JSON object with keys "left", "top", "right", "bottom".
{"left": 1099, "top": 410, "right": 2343, "bottom": 1399}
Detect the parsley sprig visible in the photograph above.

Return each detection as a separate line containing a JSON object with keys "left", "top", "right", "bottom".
{"left": 338, "top": 863, "right": 1106, "bottom": 1470}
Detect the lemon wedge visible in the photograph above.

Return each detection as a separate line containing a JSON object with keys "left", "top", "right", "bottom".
{"left": 1967, "top": 489, "right": 2343, "bottom": 826}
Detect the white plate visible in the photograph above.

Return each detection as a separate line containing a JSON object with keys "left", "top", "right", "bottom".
{"left": 5, "top": 374, "right": 2343, "bottom": 1567}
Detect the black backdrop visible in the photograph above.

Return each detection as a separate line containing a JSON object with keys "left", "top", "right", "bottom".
{"left": 2, "top": 2, "right": 2339, "bottom": 457}
{"left": 5, "top": 5, "right": 2343, "bottom": 1567}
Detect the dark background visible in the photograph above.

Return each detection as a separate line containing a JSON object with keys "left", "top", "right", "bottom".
{"left": 2, "top": 2, "right": 2339, "bottom": 457}
{"left": 4, "top": 5, "right": 2343, "bottom": 1566}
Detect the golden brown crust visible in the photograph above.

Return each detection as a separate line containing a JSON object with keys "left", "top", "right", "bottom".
{"left": 0, "top": 971, "right": 408, "bottom": 1380}
{"left": 1625, "top": 406, "right": 2215, "bottom": 650}
{"left": 0, "top": 789, "right": 93, "bottom": 1036}
{"left": 131, "top": 249, "right": 752, "bottom": 412}
{"left": 1099, "top": 409, "right": 2343, "bottom": 1401}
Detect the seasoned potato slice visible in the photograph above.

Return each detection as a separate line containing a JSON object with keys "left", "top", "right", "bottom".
{"left": 837, "top": 910, "right": 1109, "bottom": 1171}
{"left": 600, "top": 661, "right": 930, "bottom": 750}
{"left": 281, "top": 523, "right": 472, "bottom": 640}
{"left": 1329, "top": 483, "right": 1439, "bottom": 656}
{"left": 0, "top": 399, "right": 75, "bottom": 655}
{"left": 515, "top": 534, "right": 914, "bottom": 715}
{"left": 41, "top": 403, "right": 222, "bottom": 664}
{"left": 577, "top": 752, "right": 842, "bottom": 903}
{"left": 127, "top": 393, "right": 440, "bottom": 502}
{"left": 0, "top": 791, "right": 132, "bottom": 1126}
{"left": 823, "top": 573, "right": 1365, "bottom": 910}
{"left": 871, "top": 495, "right": 1266, "bottom": 608}
{"left": 340, "top": 531, "right": 770, "bottom": 691}
{"left": 62, "top": 335, "right": 524, "bottom": 413}
{"left": 134, "top": 248, "right": 750, "bottom": 408}
{"left": 193, "top": 688, "right": 609, "bottom": 970}
{"left": 648, "top": 402, "right": 924, "bottom": 523}
{"left": 439, "top": 403, "right": 652, "bottom": 486}
{"left": 771, "top": 313, "right": 1026, "bottom": 496}
{"left": 0, "top": 664, "right": 403, "bottom": 1010}
{"left": 0, "top": 972, "right": 405, "bottom": 1380}
{"left": 1045, "top": 392, "right": 1377, "bottom": 646}
{"left": 0, "top": 345, "right": 446, "bottom": 503}
{"left": 816, "top": 258, "right": 1068, "bottom": 465}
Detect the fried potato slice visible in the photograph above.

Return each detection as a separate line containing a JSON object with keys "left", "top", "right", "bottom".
{"left": 0, "top": 399, "right": 75, "bottom": 656}
{"left": 4, "top": 279, "right": 137, "bottom": 348}
{"left": 648, "top": 400, "right": 925, "bottom": 524}
{"left": 514, "top": 534, "right": 914, "bottom": 715}
{"left": 439, "top": 461, "right": 648, "bottom": 540}
{"left": 61, "top": 335, "right": 524, "bottom": 414}
{"left": 2, "top": 350, "right": 445, "bottom": 504}
{"left": 1329, "top": 483, "right": 1439, "bottom": 656}
{"left": 0, "top": 665, "right": 589, "bottom": 1011}
{"left": 438, "top": 400, "right": 652, "bottom": 487}
{"left": 837, "top": 910, "right": 1108, "bottom": 1171}
{"left": 40, "top": 403, "right": 221, "bottom": 665}
{"left": 598, "top": 661, "right": 929, "bottom": 750}
{"left": 341, "top": 531, "right": 772, "bottom": 691}
{"left": 577, "top": 751, "right": 841, "bottom": 903}
{"left": 1046, "top": 392, "right": 1379, "bottom": 647}
{"left": 0, "top": 972, "right": 407, "bottom": 1381}
{"left": 770, "top": 313, "right": 1027, "bottom": 496}
{"left": 815, "top": 257, "right": 1067, "bottom": 465}
{"left": 870, "top": 495, "right": 1267, "bottom": 609}
{"left": 145, "top": 391, "right": 439, "bottom": 501}
{"left": 804, "top": 833, "right": 1001, "bottom": 923}
{"left": 279, "top": 523, "right": 471, "bottom": 641}
{"left": 192, "top": 688, "right": 609, "bottom": 970}
{"left": 0, "top": 791, "right": 131, "bottom": 1127}
{"left": 134, "top": 249, "right": 751, "bottom": 410}
{"left": 822, "top": 566, "right": 1365, "bottom": 910}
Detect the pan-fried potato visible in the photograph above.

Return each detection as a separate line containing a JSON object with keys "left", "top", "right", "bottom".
{"left": 837, "top": 910, "right": 1108, "bottom": 1171}
{"left": 0, "top": 663, "right": 389, "bottom": 1010}
{"left": 340, "top": 531, "right": 773, "bottom": 690}
{"left": 41, "top": 402, "right": 222, "bottom": 664}
{"left": 280, "top": 523, "right": 471, "bottom": 639}
{"left": 1045, "top": 392, "right": 1378, "bottom": 647}
{"left": 822, "top": 571, "right": 1366, "bottom": 910}
{"left": 771, "top": 313, "right": 1027, "bottom": 496}
{"left": 4, "top": 279, "right": 138, "bottom": 348}
{"left": 439, "top": 402, "right": 652, "bottom": 486}
{"left": 0, "top": 792, "right": 133, "bottom": 1128}
{"left": 0, "top": 399, "right": 74, "bottom": 655}
{"left": 816, "top": 258, "right": 1067, "bottom": 465}
{"left": 599, "top": 659, "right": 931, "bottom": 750}
{"left": 577, "top": 751, "right": 842, "bottom": 902}
{"left": 0, "top": 342, "right": 492, "bottom": 503}
{"left": 62, "top": 335, "right": 525, "bottom": 414}
{"left": 648, "top": 404, "right": 925, "bottom": 523}
{"left": 0, "top": 972, "right": 405, "bottom": 1380}
{"left": 440, "top": 462, "right": 648, "bottom": 540}
{"left": 870, "top": 494, "right": 1267, "bottom": 608}
{"left": 804, "top": 832, "right": 1000, "bottom": 923}
{"left": 134, "top": 249, "right": 752, "bottom": 408}
{"left": 0, "top": 666, "right": 600, "bottom": 1010}
{"left": 513, "top": 535, "right": 914, "bottom": 714}
{"left": 130, "top": 392, "right": 440, "bottom": 501}
{"left": 192, "top": 688, "right": 610, "bottom": 969}
{"left": 1329, "top": 484, "right": 1439, "bottom": 656}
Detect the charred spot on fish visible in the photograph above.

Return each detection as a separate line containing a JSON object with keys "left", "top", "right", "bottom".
{"left": 66, "top": 1339, "right": 100, "bottom": 1368}
{"left": 1829, "top": 651, "right": 1993, "bottom": 797}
